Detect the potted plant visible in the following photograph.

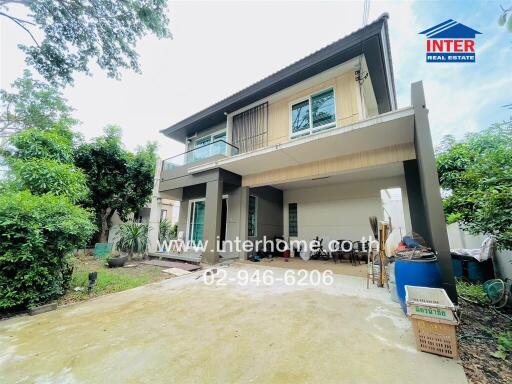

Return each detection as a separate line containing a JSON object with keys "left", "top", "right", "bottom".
{"left": 106, "top": 251, "right": 128, "bottom": 268}
{"left": 115, "top": 221, "right": 150, "bottom": 261}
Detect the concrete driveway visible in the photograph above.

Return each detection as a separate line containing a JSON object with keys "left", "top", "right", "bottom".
{"left": 0, "top": 264, "right": 466, "bottom": 383}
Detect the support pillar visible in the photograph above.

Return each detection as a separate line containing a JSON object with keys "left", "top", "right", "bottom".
{"left": 411, "top": 81, "right": 457, "bottom": 302}
{"left": 148, "top": 160, "right": 163, "bottom": 253}
{"left": 238, "top": 186, "right": 249, "bottom": 260}
{"left": 203, "top": 179, "right": 223, "bottom": 264}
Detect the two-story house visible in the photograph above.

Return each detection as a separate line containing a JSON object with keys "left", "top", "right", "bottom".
{"left": 156, "top": 14, "right": 456, "bottom": 299}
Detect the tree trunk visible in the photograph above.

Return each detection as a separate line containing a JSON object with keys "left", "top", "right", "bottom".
{"left": 99, "top": 210, "right": 109, "bottom": 243}
{"left": 99, "top": 208, "right": 116, "bottom": 243}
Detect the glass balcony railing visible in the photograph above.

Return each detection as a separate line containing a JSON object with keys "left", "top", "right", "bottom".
{"left": 162, "top": 140, "right": 239, "bottom": 172}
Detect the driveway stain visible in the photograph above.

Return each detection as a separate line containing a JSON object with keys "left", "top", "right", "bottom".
{"left": 0, "top": 265, "right": 467, "bottom": 384}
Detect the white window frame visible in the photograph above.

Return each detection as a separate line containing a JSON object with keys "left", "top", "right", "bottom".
{"left": 248, "top": 195, "right": 258, "bottom": 237}
{"left": 186, "top": 198, "right": 205, "bottom": 242}
{"left": 186, "top": 196, "right": 228, "bottom": 242}
{"left": 289, "top": 87, "right": 337, "bottom": 139}
{"left": 192, "top": 128, "right": 227, "bottom": 149}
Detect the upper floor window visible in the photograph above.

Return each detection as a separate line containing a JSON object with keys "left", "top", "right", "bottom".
{"left": 291, "top": 88, "right": 336, "bottom": 138}
{"left": 190, "top": 130, "right": 227, "bottom": 161}
{"left": 232, "top": 102, "right": 268, "bottom": 154}
{"left": 193, "top": 130, "right": 226, "bottom": 148}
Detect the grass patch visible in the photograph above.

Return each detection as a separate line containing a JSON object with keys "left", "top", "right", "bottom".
{"left": 456, "top": 280, "right": 490, "bottom": 304}
{"left": 58, "top": 256, "right": 168, "bottom": 305}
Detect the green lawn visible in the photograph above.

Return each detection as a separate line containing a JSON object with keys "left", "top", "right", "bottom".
{"left": 59, "top": 256, "right": 169, "bottom": 305}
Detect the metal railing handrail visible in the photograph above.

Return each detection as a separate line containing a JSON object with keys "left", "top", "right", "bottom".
{"left": 161, "top": 139, "right": 239, "bottom": 164}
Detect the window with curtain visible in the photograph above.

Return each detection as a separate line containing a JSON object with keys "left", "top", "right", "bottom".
{"left": 290, "top": 88, "right": 336, "bottom": 138}
{"left": 288, "top": 203, "right": 298, "bottom": 237}
{"left": 248, "top": 195, "right": 257, "bottom": 237}
{"left": 232, "top": 102, "right": 268, "bottom": 154}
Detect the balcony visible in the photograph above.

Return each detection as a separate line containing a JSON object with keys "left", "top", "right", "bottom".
{"left": 186, "top": 107, "right": 415, "bottom": 181}
{"left": 161, "top": 140, "right": 239, "bottom": 181}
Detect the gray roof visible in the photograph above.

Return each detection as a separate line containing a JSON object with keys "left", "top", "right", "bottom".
{"left": 162, "top": 14, "right": 396, "bottom": 141}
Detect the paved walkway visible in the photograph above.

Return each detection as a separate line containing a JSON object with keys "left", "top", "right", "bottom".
{"left": 0, "top": 265, "right": 467, "bottom": 383}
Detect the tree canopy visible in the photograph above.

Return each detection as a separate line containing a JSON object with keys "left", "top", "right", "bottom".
{"left": 74, "top": 125, "right": 157, "bottom": 242}
{"left": 0, "top": 70, "right": 76, "bottom": 137}
{"left": 3, "top": 126, "right": 89, "bottom": 204}
{"left": 436, "top": 120, "right": 512, "bottom": 250}
{"left": 0, "top": 0, "right": 171, "bottom": 86}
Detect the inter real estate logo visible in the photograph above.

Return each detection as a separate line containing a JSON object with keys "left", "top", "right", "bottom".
{"left": 419, "top": 19, "right": 482, "bottom": 63}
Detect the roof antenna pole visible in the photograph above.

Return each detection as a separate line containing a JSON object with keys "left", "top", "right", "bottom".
{"left": 358, "top": 0, "right": 371, "bottom": 118}
{"left": 362, "top": 0, "right": 370, "bottom": 27}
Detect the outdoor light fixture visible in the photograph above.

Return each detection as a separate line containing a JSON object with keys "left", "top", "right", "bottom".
{"left": 88, "top": 272, "right": 97, "bottom": 294}
{"left": 311, "top": 176, "right": 330, "bottom": 181}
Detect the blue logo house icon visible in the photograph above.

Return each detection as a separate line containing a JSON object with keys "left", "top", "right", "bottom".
{"left": 419, "top": 20, "right": 482, "bottom": 63}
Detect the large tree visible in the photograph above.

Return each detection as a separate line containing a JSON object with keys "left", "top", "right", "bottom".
{"left": 0, "top": 70, "right": 76, "bottom": 138}
{"left": 436, "top": 120, "right": 512, "bottom": 250}
{"left": 0, "top": 124, "right": 95, "bottom": 310}
{"left": 74, "top": 125, "right": 156, "bottom": 243}
{"left": 0, "top": 0, "right": 171, "bottom": 86}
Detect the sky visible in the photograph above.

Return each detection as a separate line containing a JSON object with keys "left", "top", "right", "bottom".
{"left": 1, "top": 1, "right": 511, "bottom": 160}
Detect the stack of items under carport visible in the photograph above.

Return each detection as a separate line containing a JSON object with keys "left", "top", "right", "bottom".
{"left": 405, "top": 285, "right": 459, "bottom": 359}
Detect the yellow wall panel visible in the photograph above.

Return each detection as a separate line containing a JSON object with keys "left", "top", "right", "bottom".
{"left": 242, "top": 143, "right": 416, "bottom": 187}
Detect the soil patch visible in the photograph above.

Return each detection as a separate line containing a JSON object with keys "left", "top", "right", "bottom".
{"left": 457, "top": 300, "right": 512, "bottom": 383}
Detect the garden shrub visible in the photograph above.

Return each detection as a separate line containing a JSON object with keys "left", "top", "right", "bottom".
{"left": 0, "top": 191, "right": 95, "bottom": 310}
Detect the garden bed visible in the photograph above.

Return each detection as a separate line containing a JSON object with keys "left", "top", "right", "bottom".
{"left": 58, "top": 255, "right": 171, "bottom": 305}
{"left": 456, "top": 283, "right": 512, "bottom": 383}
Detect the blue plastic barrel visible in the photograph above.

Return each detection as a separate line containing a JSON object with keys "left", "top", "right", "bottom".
{"left": 395, "top": 255, "right": 442, "bottom": 313}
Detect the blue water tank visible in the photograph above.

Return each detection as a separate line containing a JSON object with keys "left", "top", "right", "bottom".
{"left": 395, "top": 255, "right": 442, "bottom": 313}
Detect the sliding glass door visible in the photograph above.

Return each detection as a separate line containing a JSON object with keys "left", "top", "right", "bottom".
{"left": 188, "top": 200, "right": 205, "bottom": 243}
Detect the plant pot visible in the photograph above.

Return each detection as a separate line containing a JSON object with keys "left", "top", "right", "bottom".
{"left": 107, "top": 255, "right": 128, "bottom": 268}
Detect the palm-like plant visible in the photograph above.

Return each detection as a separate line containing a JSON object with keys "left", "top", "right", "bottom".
{"left": 159, "top": 219, "right": 177, "bottom": 241}
{"left": 115, "top": 221, "right": 150, "bottom": 260}
{"left": 159, "top": 219, "right": 172, "bottom": 241}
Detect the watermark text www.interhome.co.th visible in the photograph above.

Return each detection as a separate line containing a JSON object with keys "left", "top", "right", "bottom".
{"left": 157, "top": 235, "right": 380, "bottom": 257}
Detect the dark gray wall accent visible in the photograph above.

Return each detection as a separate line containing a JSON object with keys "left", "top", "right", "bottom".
{"left": 160, "top": 168, "right": 241, "bottom": 192}
{"left": 403, "top": 160, "right": 431, "bottom": 245}
{"left": 249, "top": 186, "right": 284, "bottom": 243}
{"left": 411, "top": 81, "right": 456, "bottom": 302}
{"left": 182, "top": 184, "right": 206, "bottom": 200}
{"left": 363, "top": 35, "right": 392, "bottom": 114}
